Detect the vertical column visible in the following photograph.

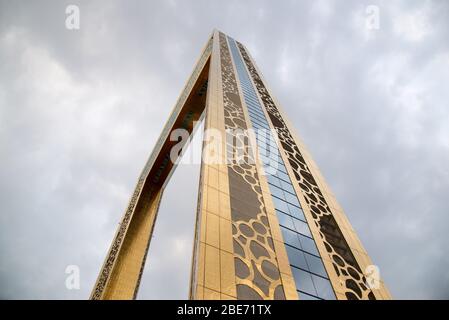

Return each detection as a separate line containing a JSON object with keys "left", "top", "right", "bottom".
{"left": 191, "top": 30, "right": 237, "bottom": 300}
{"left": 102, "top": 188, "right": 163, "bottom": 299}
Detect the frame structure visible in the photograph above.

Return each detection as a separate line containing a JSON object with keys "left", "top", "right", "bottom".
{"left": 91, "top": 30, "right": 391, "bottom": 300}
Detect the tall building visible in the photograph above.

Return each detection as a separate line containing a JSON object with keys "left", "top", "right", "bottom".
{"left": 91, "top": 30, "right": 391, "bottom": 300}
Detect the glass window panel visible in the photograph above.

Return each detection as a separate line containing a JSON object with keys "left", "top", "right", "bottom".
{"left": 260, "top": 155, "right": 270, "bottom": 164}
{"left": 305, "top": 253, "right": 327, "bottom": 278}
{"left": 260, "top": 144, "right": 275, "bottom": 154}
{"left": 263, "top": 164, "right": 275, "bottom": 174}
{"left": 257, "top": 121, "right": 270, "bottom": 132}
{"left": 291, "top": 267, "right": 317, "bottom": 297}
{"left": 272, "top": 196, "right": 289, "bottom": 213}
{"left": 248, "top": 103, "right": 259, "bottom": 110}
{"left": 277, "top": 211, "right": 295, "bottom": 230}
{"left": 292, "top": 218, "right": 312, "bottom": 237}
{"left": 270, "top": 185, "right": 285, "bottom": 199}
{"left": 268, "top": 161, "right": 280, "bottom": 174}
{"left": 256, "top": 143, "right": 267, "bottom": 153}
{"left": 248, "top": 111, "right": 258, "bottom": 118}
{"left": 250, "top": 116, "right": 261, "bottom": 124}
{"left": 287, "top": 203, "right": 306, "bottom": 221}
{"left": 299, "top": 234, "right": 319, "bottom": 256}
{"left": 281, "top": 227, "right": 301, "bottom": 249}
{"left": 276, "top": 162, "right": 286, "bottom": 173}
{"left": 259, "top": 112, "right": 266, "bottom": 118}
{"left": 248, "top": 96, "right": 258, "bottom": 102}
{"left": 268, "top": 142, "right": 278, "bottom": 151}
{"left": 312, "top": 275, "right": 336, "bottom": 300}
{"left": 253, "top": 118, "right": 268, "bottom": 128}
{"left": 284, "top": 192, "right": 300, "bottom": 207}
{"left": 266, "top": 150, "right": 280, "bottom": 161}
{"left": 269, "top": 151, "right": 281, "bottom": 162}
{"left": 254, "top": 115, "right": 267, "bottom": 124}
{"left": 286, "top": 245, "right": 309, "bottom": 271}
{"left": 257, "top": 146, "right": 269, "bottom": 157}
{"left": 280, "top": 180, "right": 295, "bottom": 194}
{"left": 277, "top": 171, "right": 290, "bottom": 182}
{"left": 261, "top": 140, "right": 274, "bottom": 149}
{"left": 265, "top": 174, "right": 280, "bottom": 187}
{"left": 265, "top": 159, "right": 280, "bottom": 171}
{"left": 298, "top": 291, "right": 321, "bottom": 300}
{"left": 258, "top": 142, "right": 272, "bottom": 152}
{"left": 253, "top": 116, "right": 265, "bottom": 122}
{"left": 270, "top": 143, "right": 279, "bottom": 152}
{"left": 251, "top": 118, "right": 262, "bottom": 126}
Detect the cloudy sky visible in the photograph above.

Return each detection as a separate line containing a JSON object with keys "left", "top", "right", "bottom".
{"left": 1, "top": 0, "right": 448, "bottom": 300}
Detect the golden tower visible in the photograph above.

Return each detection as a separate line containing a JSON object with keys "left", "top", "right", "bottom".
{"left": 91, "top": 30, "right": 391, "bottom": 300}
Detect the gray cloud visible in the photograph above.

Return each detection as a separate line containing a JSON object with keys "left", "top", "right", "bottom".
{"left": 0, "top": 0, "right": 448, "bottom": 299}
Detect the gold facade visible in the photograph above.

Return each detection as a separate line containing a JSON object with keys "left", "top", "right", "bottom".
{"left": 91, "top": 30, "right": 390, "bottom": 300}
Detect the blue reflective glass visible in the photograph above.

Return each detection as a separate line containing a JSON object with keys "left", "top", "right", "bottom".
{"left": 267, "top": 162, "right": 280, "bottom": 173}
{"left": 262, "top": 165, "right": 274, "bottom": 175}
{"left": 286, "top": 246, "right": 309, "bottom": 271}
{"left": 253, "top": 114, "right": 265, "bottom": 121}
{"left": 277, "top": 211, "right": 295, "bottom": 230}
{"left": 292, "top": 218, "right": 312, "bottom": 237}
{"left": 287, "top": 203, "right": 306, "bottom": 221}
{"left": 299, "top": 234, "right": 319, "bottom": 256}
{"left": 260, "top": 155, "right": 270, "bottom": 165}
{"left": 280, "top": 180, "right": 295, "bottom": 194}
{"left": 272, "top": 196, "right": 289, "bottom": 213}
{"left": 257, "top": 146, "right": 269, "bottom": 157}
{"left": 269, "top": 185, "right": 285, "bottom": 199}
{"left": 257, "top": 132, "right": 274, "bottom": 142}
{"left": 253, "top": 117, "right": 267, "bottom": 126}
{"left": 298, "top": 291, "right": 321, "bottom": 300}
{"left": 304, "top": 253, "right": 327, "bottom": 278}
{"left": 312, "top": 275, "right": 336, "bottom": 300}
{"left": 277, "top": 163, "right": 287, "bottom": 173}
{"left": 284, "top": 192, "right": 300, "bottom": 207}
{"left": 276, "top": 171, "right": 290, "bottom": 182}
{"left": 291, "top": 267, "right": 317, "bottom": 297}
{"left": 265, "top": 148, "right": 279, "bottom": 159}
{"left": 281, "top": 227, "right": 301, "bottom": 249}
{"left": 268, "top": 150, "right": 279, "bottom": 159}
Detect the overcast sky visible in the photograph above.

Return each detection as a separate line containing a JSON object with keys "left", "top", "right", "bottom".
{"left": 0, "top": 0, "right": 448, "bottom": 300}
